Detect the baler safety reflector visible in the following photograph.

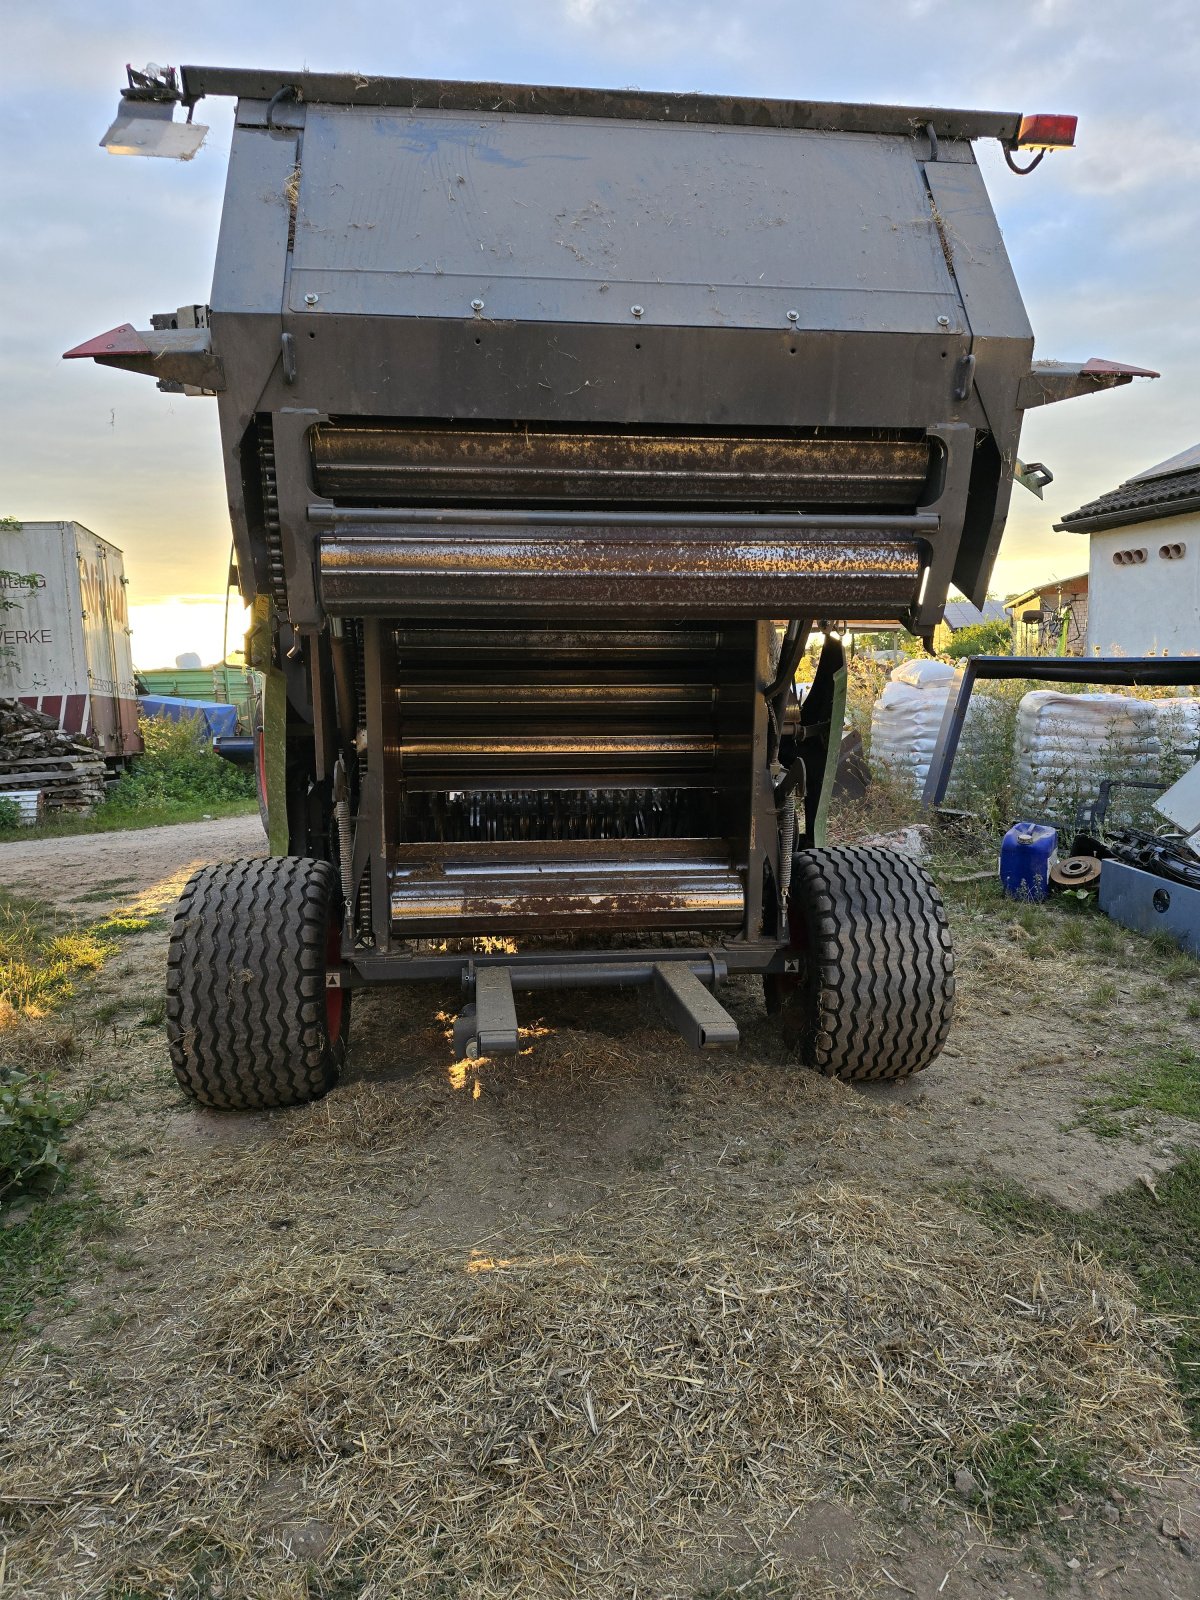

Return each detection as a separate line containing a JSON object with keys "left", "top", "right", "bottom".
{"left": 1015, "top": 113, "right": 1077, "bottom": 149}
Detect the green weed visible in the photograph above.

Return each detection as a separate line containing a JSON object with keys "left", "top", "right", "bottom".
{"left": 0, "top": 1070, "right": 71, "bottom": 1197}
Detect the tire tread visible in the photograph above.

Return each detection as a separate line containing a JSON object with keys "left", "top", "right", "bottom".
{"left": 164, "top": 856, "right": 347, "bottom": 1110}
{"left": 779, "top": 846, "right": 955, "bottom": 1081}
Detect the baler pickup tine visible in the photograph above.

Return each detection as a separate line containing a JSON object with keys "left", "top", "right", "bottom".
{"left": 653, "top": 963, "right": 739, "bottom": 1051}
{"left": 453, "top": 967, "right": 520, "bottom": 1061}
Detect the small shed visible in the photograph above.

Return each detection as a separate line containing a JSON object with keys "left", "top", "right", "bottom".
{"left": 1056, "top": 443, "right": 1200, "bottom": 657}
{"left": 1006, "top": 574, "right": 1089, "bottom": 657}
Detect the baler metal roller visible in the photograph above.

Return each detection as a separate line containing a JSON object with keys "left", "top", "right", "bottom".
{"left": 389, "top": 851, "right": 745, "bottom": 934}
{"left": 320, "top": 519, "right": 928, "bottom": 620}
{"left": 395, "top": 733, "right": 730, "bottom": 787}
{"left": 311, "top": 423, "right": 932, "bottom": 509}
{"left": 396, "top": 680, "right": 719, "bottom": 719}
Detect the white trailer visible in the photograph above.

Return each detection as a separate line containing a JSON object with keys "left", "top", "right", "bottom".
{"left": 0, "top": 521, "right": 141, "bottom": 759}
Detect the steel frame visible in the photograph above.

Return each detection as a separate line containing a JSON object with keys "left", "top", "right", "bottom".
{"left": 922, "top": 655, "right": 1200, "bottom": 810}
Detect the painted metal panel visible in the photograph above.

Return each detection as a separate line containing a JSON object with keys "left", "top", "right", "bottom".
{"left": 1099, "top": 859, "right": 1200, "bottom": 955}
{"left": 290, "top": 109, "right": 962, "bottom": 333}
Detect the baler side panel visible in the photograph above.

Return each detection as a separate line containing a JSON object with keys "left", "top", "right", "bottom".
{"left": 210, "top": 115, "right": 302, "bottom": 604}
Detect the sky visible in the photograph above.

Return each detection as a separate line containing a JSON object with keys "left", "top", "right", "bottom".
{"left": 2, "top": 0, "right": 1198, "bottom": 668}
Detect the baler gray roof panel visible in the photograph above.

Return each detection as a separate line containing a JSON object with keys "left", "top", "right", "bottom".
{"left": 289, "top": 109, "right": 963, "bottom": 332}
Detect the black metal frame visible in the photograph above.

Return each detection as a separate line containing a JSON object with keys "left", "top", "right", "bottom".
{"left": 178, "top": 66, "right": 1025, "bottom": 143}
{"left": 922, "top": 655, "right": 1200, "bottom": 810}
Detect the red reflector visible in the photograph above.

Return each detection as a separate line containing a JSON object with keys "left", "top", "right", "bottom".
{"left": 1016, "top": 113, "right": 1077, "bottom": 149}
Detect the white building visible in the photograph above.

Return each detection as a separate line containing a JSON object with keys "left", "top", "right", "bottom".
{"left": 1055, "top": 443, "right": 1200, "bottom": 657}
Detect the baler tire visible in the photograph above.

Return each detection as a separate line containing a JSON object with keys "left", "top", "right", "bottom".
{"left": 774, "top": 846, "right": 954, "bottom": 1081}
{"left": 165, "top": 856, "right": 350, "bottom": 1111}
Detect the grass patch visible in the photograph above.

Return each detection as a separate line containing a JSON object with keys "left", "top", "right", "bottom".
{"left": 968, "top": 1404, "right": 1102, "bottom": 1531}
{"left": 0, "top": 888, "right": 126, "bottom": 1330}
{"left": 0, "top": 892, "right": 118, "bottom": 1019}
{"left": 696, "top": 1568, "right": 794, "bottom": 1599}
{"left": 92, "top": 913, "right": 158, "bottom": 938}
{"left": 0, "top": 1195, "right": 91, "bottom": 1337}
{"left": 1081, "top": 1047, "right": 1200, "bottom": 1138}
{"left": 962, "top": 1153, "right": 1200, "bottom": 1433}
{"left": 0, "top": 1190, "right": 117, "bottom": 1339}
{"left": 0, "top": 793, "right": 257, "bottom": 843}
{"left": 70, "top": 880, "right": 139, "bottom": 903}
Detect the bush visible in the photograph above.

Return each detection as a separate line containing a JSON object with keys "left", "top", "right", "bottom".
{"left": 0, "top": 797, "right": 21, "bottom": 830}
{"left": 943, "top": 619, "right": 1013, "bottom": 660}
{"left": 0, "top": 1070, "right": 70, "bottom": 1198}
{"left": 105, "top": 714, "right": 254, "bottom": 811}
{"left": 943, "top": 679, "right": 1028, "bottom": 833}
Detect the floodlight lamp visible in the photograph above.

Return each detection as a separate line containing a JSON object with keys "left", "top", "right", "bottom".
{"left": 99, "top": 63, "right": 208, "bottom": 160}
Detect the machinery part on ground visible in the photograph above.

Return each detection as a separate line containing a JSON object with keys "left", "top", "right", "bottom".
{"left": 454, "top": 966, "right": 520, "bottom": 1060}
{"left": 652, "top": 961, "right": 740, "bottom": 1049}
{"left": 771, "top": 846, "right": 955, "bottom": 1080}
{"left": 1099, "top": 859, "right": 1200, "bottom": 956}
{"left": 1154, "top": 759, "right": 1200, "bottom": 848}
{"left": 1100, "top": 828, "right": 1200, "bottom": 892}
{"left": 67, "top": 66, "right": 1154, "bottom": 1078}
{"left": 165, "top": 856, "right": 349, "bottom": 1109}
{"left": 1075, "top": 777, "right": 1167, "bottom": 835}
{"left": 1049, "top": 855, "right": 1103, "bottom": 890}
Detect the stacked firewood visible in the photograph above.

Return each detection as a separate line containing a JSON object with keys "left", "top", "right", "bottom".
{"left": 0, "top": 698, "right": 108, "bottom": 813}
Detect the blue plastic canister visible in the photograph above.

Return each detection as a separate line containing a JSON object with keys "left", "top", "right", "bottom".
{"left": 999, "top": 822, "right": 1057, "bottom": 901}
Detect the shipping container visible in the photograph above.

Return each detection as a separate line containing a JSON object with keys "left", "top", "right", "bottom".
{"left": 0, "top": 520, "right": 142, "bottom": 758}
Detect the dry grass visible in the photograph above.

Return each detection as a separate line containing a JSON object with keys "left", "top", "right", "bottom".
{"left": 1, "top": 1120, "right": 1190, "bottom": 1598}
{"left": 3, "top": 846, "right": 1199, "bottom": 1596}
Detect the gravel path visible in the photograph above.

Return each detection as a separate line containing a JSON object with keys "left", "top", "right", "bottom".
{"left": 0, "top": 813, "right": 265, "bottom": 912}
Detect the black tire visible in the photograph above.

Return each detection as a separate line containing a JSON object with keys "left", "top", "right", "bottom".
{"left": 165, "top": 856, "right": 350, "bottom": 1110}
{"left": 771, "top": 846, "right": 954, "bottom": 1081}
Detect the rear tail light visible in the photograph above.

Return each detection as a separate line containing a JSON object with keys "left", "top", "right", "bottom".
{"left": 1016, "top": 113, "right": 1077, "bottom": 149}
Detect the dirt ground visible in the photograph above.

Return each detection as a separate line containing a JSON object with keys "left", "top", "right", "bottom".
{"left": 1, "top": 815, "right": 1198, "bottom": 1598}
